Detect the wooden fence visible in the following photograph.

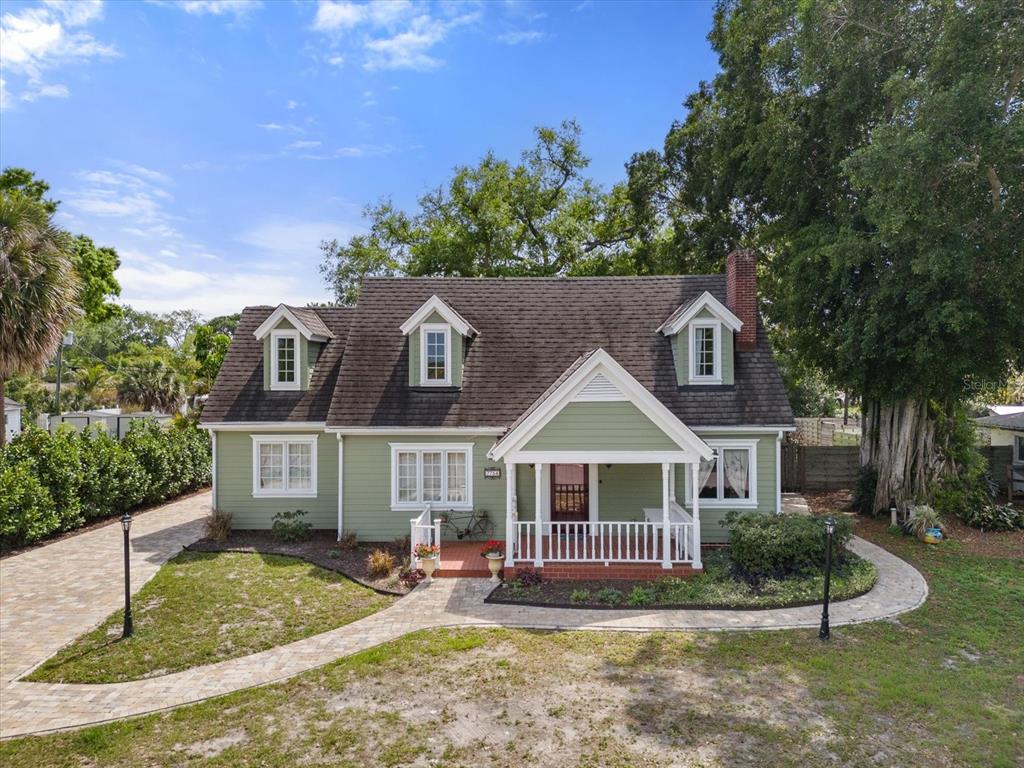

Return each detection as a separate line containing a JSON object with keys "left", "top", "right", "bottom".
{"left": 781, "top": 445, "right": 1014, "bottom": 492}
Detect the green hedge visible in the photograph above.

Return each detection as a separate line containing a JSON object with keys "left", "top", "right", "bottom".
{"left": 726, "top": 512, "right": 853, "bottom": 582}
{"left": 0, "top": 419, "right": 210, "bottom": 549}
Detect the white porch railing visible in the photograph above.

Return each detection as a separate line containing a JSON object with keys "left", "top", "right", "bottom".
{"left": 511, "top": 520, "right": 696, "bottom": 564}
{"left": 409, "top": 504, "right": 442, "bottom": 566}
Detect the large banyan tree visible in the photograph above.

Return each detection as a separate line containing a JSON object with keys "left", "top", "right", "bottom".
{"left": 630, "top": 0, "right": 1024, "bottom": 511}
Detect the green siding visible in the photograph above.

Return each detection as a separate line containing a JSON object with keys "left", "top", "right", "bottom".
{"left": 407, "top": 311, "right": 464, "bottom": 387}
{"left": 524, "top": 401, "right": 678, "bottom": 451}
{"left": 342, "top": 434, "right": 504, "bottom": 540}
{"left": 671, "top": 307, "right": 734, "bottom": 386}
{"left": 215, "top": 430, "right": 338, "bottom": 529}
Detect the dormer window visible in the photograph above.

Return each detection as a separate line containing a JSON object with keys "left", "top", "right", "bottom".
{"left": 271, "top": 330, "right": 300, "bottom": 390}
{"left": 421, "top": 324, "right": 451, "bottom": 385}
{"left": 690, "top": 323, "right": 720, "bottom": 382}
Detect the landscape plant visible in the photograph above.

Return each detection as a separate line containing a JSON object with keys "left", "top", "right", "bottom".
{"left": 726, "top": 512, "right": 853, "bottom": 583}
{"left": 203, "top": 509, "right": 232, "bottom": 543}
{"left": 367, "top": 548, "right": 398, "bottom": 578}
{"left": 271, "top": 509, "right": 313, "bottom": 543}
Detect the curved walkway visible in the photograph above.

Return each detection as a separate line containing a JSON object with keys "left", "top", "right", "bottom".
{"left": 0, "top": 500, "right": 928, "bottom": 738}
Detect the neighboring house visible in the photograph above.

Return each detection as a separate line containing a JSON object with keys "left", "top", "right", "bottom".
{"left": 202, "top": 251, "right": 795, "bottom": 577}
{"left": 4, "top": 398, "right": 23, "bottom": 442}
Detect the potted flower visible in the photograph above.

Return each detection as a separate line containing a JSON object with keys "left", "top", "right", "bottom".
{"left": 480, "top": 540, "right": 504, "bottom": 582}
{"left": 414, "top": 543, "right": 440, "bottom": 583}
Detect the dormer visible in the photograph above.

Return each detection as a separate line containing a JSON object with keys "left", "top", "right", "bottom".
{"left": 659, "top": 291, "right": 742, "bottom": 386}
{"left": 253, "top": 305, "right": 333, "bottom": 392}
{"left": 399, "top": 295, "right": 477, "bottom": 389}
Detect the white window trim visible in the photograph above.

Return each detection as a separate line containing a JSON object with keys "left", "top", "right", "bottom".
{"left": 685, "top": 438, "right": 758, "bottom": 508}
{"left": 1015, "top": 435, "right": 1024, "bottom": 464}
{"left": 270, "top": 330, "right": 300, "bottom": 391}
{"left": 688, "top": 321, "right": 722, "bottom": 384}
{"left": 389, "top": 442, "right": 474, "bottom": 511}
{"left": 251, "top": 434, "right": 318, "bottom": 497}
{"left": 419, "top": 323, "right": 452, "bottom": 387}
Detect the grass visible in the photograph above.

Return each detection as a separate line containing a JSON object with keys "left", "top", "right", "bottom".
{"left": 3, "top": 524, "right": 1022, "bottom": 767}
{"left": 493, "top": 548, "right": 877, "bottom": 609}
{"left": 27, "top": 551, "right": 394, "bottom": 684}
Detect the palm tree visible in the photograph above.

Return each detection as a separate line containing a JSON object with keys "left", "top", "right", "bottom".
{"left": 117, "top": 357, "right": 185, "bottom": 413}
{"left": 74, "top": 363, "right": 115, "bottom": 406}
{"left": 0, "top": 194, "right": 81, "bottom": 445}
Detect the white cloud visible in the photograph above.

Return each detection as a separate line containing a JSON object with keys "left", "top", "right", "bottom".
{"left": 0, "top": 0, "right": 116, "bottom": 106}
{"left": 237, "top": 219, "right": 364, "bottom": 261}
{"left": 64, "top": 164, "right": 181, "bottom": 241}
{"left": 287, "top": 139, "right": 322, "bottom": 149}
{"left": 286, "top": 98, "right": 298, "bottom": 110}
{"left": 0, "top": 78, "right": 10, "bottom": 109}
{"left": 176, "top": 0, "right": 261, "bottom": 17}
{"left": 311, "top": 0, "right": 476, "bottom": 72}
{"left": 497, "top": 29, "right": 545, "bottom": 45}
{"left": 326, "top": 53, "right": 345, "bottom": 67}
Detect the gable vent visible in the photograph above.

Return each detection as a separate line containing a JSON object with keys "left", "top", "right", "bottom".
{"left": 573, "top": 373, "right": 626, "bottom": 402}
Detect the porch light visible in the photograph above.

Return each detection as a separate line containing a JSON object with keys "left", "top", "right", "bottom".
{"left": 818, "top": 516, "right": 837, "bottom": 641}
{"left": 121, "top": 513, "right": 133, "bottom": 638}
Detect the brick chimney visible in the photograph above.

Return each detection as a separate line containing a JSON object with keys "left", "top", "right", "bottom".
{"left": 726, "top": 249, "right": 757, "bottom": 351}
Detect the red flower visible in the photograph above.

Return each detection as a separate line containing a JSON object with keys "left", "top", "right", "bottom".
{"left": 480, "top": 539, "right": 504, "bottom": 556}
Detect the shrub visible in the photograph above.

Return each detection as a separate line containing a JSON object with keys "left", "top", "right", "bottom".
{"left": 851, "top": 467, "right": 878, "bottom": 516}
{"left": 78, "top": 427, "right": 146, "bottom": 519}
{"left": 570, "top": 589, "right": 591, "bottom": 603}
{"left": 0, "top": 464, "right": 58, "bottom": 549}
{"left": 727, "top": 512, "right": 853, "bottom": 582}
{"left": 367, "top": 548, "right": 398, "bottom": 577}
{"left": 399, "top": 568, "right": 425, "bottom": 587}
{"left": 271, "top": 509, "right": 312, "bottom": 542}
{"left": 5, "top": 426, "right": 85, "bottom": 531}
{"left": 514, "top": 569, "right": 543, "bottom": 587}
{"left": 906, "top": 504, "right": 945, "bottom": 540}
{"left": 595, "top": 587, "right": 623, "bottom": 605}
{"left": 338, "top": 530, "right": 359, "bottom": 550}
{"left": 959, "top": 503, "right": 1024, "bottom": 532}
{"left": 626, "top": 585, "right": 655, "bottom": 607}
{"left": 204, "top": 509, "right": 233, "bottom": 543}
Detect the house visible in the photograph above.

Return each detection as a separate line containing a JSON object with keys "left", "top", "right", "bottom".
{"left": 201, "top": 250, "right": 795, "bottom": 578}
{"left": 4, "top": 398, "right": 22, "bottom": 442}
{"left": 974, "top": 412, "right": 1024, "bottom": 495}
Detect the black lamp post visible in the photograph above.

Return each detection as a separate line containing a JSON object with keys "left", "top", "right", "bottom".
{"left": 121, "top": 512, "right": 133, "bottom": 638}
{"left": 819, "top": 516, "right": 837, "bottom": 641}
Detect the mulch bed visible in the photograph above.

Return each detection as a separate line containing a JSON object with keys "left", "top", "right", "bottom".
{"left": 0, "top": 487, "right": 212, "bottom": 560}
{"left": 802, "top": 490, "right": 1024, "bottom": 559}
{"left": 186, "top": 530, "right": 414, "bottom": 595}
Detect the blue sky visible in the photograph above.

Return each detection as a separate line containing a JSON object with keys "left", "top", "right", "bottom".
{"left": 1, "top": 0, "right": 718, "bottom": 317}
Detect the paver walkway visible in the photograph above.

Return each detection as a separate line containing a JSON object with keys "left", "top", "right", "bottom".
{"left": 0, "top": 494, "right": 928, "bottom": 739}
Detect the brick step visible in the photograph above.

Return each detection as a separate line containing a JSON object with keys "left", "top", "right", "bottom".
{"left": 435, "top": 568, "right": 491, "bottom": 578}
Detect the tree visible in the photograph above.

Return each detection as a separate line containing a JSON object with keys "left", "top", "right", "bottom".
{"left": 205, "top": 313, "right": 240, "bottom": 337}
{"left": 0, "top": 194, "right": 81, "bottom": 445}
{"left": 71, "top": 235, "right": 121, "bottom": 322}
{"left": 633, "top": 0, "right": 1024, "bottom": 511}
{"left": 187, "top": 324, "right": 231, "bottom": 395}
{"left": 117, "top": 357, "right": 185, "bottom": 414}
{"left": 320, "top": 121, "right": 641, "bottom": 303}
{"left": 0, "top": 167, "right": 58, "bottom": 214}
{"left": 74, "top": 364, "right": 116, "bottom": 406}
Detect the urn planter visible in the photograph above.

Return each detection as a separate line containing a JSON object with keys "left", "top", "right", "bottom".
{"left": 420, "top": 555, "right": 438, "bottom": 583}
{"left": 485, "top": 553, "right": 503, "bottom": 582}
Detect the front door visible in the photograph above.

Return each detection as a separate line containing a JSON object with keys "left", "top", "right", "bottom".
{"left": 550, "top": 464, "right": 588, "bottom": 522}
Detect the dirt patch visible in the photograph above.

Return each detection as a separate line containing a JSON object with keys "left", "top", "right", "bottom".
{"left": 803, "top": 490, "right": 1024, "bottom": 558}
{"left": 186, "top": 530, "right": 413, "bottom": 594}
{"left": 175, "top": 729, "right": 249, "bottom": 758}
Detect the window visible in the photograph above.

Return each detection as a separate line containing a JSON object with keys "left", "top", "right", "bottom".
{"left": 271, "top": 330, "right": 300, "bottom": 390}
{"left": 252, "top": 435, "right": 317, "bottom": 496}
{"left": 689, "top": 322, "right": 721, "bottom": 382}
{"left": 692, "top": 440, "right": 757, "bottom": 506}
{"left": 419, "top": 324, "right": 451, "bottom": 385}
{"left": 1015, "top": 435, "right": 1024, "bottom": 464}
{"left": 390, "top": 443, "right": 473, "bottom": 510}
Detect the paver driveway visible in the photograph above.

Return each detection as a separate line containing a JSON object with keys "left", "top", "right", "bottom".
{"left": 0, "top": 491, "right": 927, "bottom": 739}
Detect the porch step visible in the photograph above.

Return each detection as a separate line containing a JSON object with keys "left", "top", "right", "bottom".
{"left": 435, "top": 568, "right": 491, "bottom": 578}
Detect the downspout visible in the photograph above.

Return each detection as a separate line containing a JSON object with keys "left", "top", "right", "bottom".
{"left": 776, "top": 430, "right": 783, "bottom": 514}
{"left": 336, "top": 433, "right": 344, "bottom": 540}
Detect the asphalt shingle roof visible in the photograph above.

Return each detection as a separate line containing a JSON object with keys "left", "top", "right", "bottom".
{"left": 326, "top": 276, "right": 794, "bottom": 429}
{"left": 974, "top": 413, "right": 1024, "bottom": 432}
{"left": 202, "top": 306, "right": 353, "bottom": 423}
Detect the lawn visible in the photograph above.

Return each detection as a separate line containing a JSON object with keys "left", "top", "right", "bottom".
{"left": 4, "top": 525, "right": 1021, "bottom": 768}
{"left": 489, "top": 548, "right": 876, "bottom": 609}
{"left": 27, "top": 551, "right": 395, "bottom": 684}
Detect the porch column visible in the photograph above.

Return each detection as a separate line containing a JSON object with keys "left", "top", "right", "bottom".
{"left": 504, "top": 461, "right": 516, "bottom": 568}
{"left": 669, "top": 463, "right": 676, "bottom": 503}
{"left": 534, "top": 463, "right": 544, "bottom": 567}
{"left": 661, "top": 462, "right": 671, "bottom": 569}
{"left": 691, "top": 461, "right": 703, "bottom": 569}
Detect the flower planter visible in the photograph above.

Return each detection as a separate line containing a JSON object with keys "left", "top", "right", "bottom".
{"left": 485, "top": 553, "right": 503, "bottom": 582}
{"left": 420, "top": 555, "right": 438, "bottom": 583}
{"left": 923, "top": 527, "right": 943, "bottom": 545}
